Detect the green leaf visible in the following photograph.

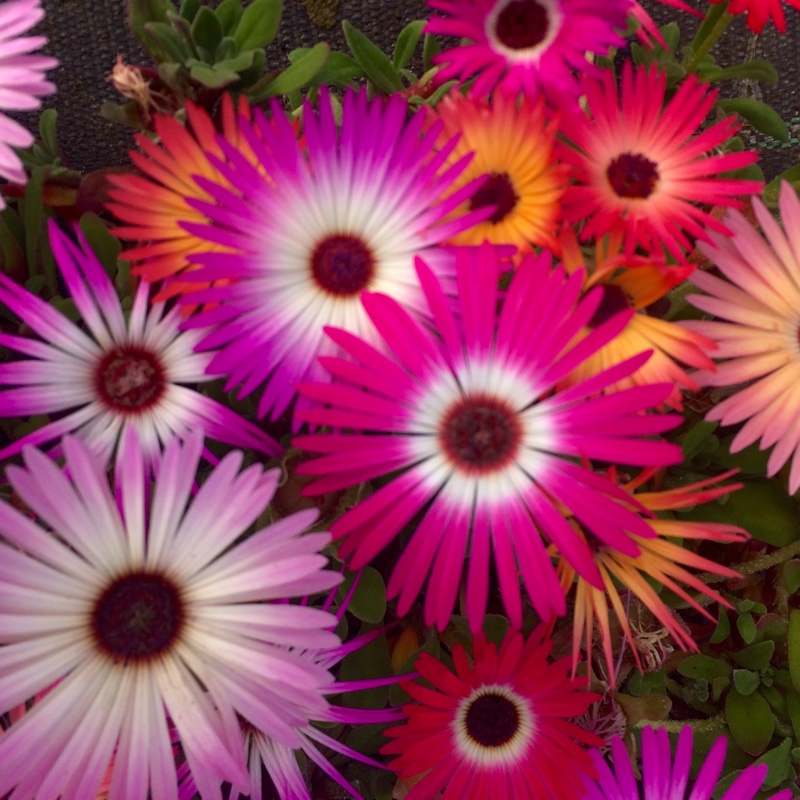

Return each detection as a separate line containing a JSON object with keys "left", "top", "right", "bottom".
{"left": 422, "top": 32, "right": 440, "bottom": 73}
{"left": 128, "top": 0, "right": 176, "bottom": 60}
{"left": 696, "top": 58, "right": 778, "bottom": 85}
{"left": 482, "top": 614, "right": 510, "bottom": 648}
{"left": 710, "top": 607, "right": 731, "bottom": 644}
{"left": 733, "top": 668, "right": 761, "bottom": 696}
{"left": 724, "top": 481, "right": 800, "bottom": 547}
{"left": 726, "top": 688, "right": 775, "bottom": 755}
{"left": 188, "top": 63, "right": 240, "bottom": 88}
{"left": 679, "top": 419, "right": 719, "bottom": 460}
{"left": 733, "top": 641, "right": 776, "bottom": 671}
{"left": 659, "top": 21, "right": 680, "bottom": 53}
{"left": 215, "top": 0, "right": 243, "bottom": 34}
{"left": 786, "top": 688, "right": 800, "bottom": 742}
{"left": 289, "top": 48, "right": 363, "bottom": 87}
{"left": 38, "top": 109, "right": 59, "bottom": 156}
{"left": 178, "top": 0, "right": 200, "bottom": 20}
{"left": 251, "top": 42, "right": 329, "bottom": 100}
{"left": 754, "top": 738, "right": 794, "bottom": 788}
{"left": 213, "top": 50, "right": 255, "bottom": 74}
{"left": 78, "top": 214, "right": 122, "bottom": 280}
{"left": 678, "top": 654, "right": 732, "bottom": 681}
{"left": 143, "top": 21, "right": 191, "bottom": 63}
{"left": 343, "top": 20, "right": 404, "bottom": 94}
{"left": 234, "top": 0, "right": 282, "bottom": 51}
{"left": 339, "top": 565, "right": 386, "bottom": 624}
{"left": 761, "top": 685, "right": 788, "bottom": 715}
{"left": 191, "top": 6, "right": 223, "bottom": 52}
{"left": 339, "top": 629, "right": 393, "bottom": 709}
{"left": 717, "top": 98, "right": 790, "bottom": 142}
{"left": 738, "top": 612, "right": 758, "bottom": 645}
{"left": 764, "top": 167, "right": 800, "bottom": 208}
{"left": 788, "top": 610, "right": 800, "bottom": 693}
{"left": 233, "top": 49, "right": 266, "bottom": 87}
{"left": 785, "top": 560, "right": 800, "bottom": 595}
{"left": 393, "top": 20, "right": 426, "bottom": 70}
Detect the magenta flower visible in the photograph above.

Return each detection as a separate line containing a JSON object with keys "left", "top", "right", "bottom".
{"left": 293, "top": 245, "right": 682, "bottom": 631}
{"left": 424, "top": 0, "right": 629, "bottom": 103}
{"left": 0, "top": 0, "right": 57, "bottom": 193}
{"left": 178, "top": 87, "right": 491, "bottom": 428}
{"left": 0, "top": 431, "right": 343, "bottom": 799}
{"left": 0, "top": 220, "right": 280, "bottom": 470}
{"left": 582, "top": 726, "right": 792, "bottom": 800}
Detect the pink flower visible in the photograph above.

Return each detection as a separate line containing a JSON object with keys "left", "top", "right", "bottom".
{"left": 293, "top": 244, "right": 681, "bottom": 631}
{"left": 709, "top": 0, "right": 800, "bottom": 33}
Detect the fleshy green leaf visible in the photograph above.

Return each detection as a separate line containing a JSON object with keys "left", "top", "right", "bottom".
{"left": 191, "top": 6, "right": 223, "bottom": 52}
{"left": 178, "top": 0, "right": 200, "bottom": 20}
{"left": 339, "top": 629, "right": 393, "bottom": 710}
{"left": 422, "top": 32, "right": 440, "bottom": 73}
{"left": 733, "top": 668, "right": 761, "bottom": 696}
{"left": 393, "top": 20, "right": 426, "bottom": 70}
{"left": 234, "top": 0, "right": 282, "bottom": 51}
{"left": 78, "top": 214, "right": 121, "bottom": 280}
{"left": 785, "top": 560, "right": 800, "bottom": 595}
{"left": 143, "top": 21, "right": 191, "bottom": 63}
{"left": 724, "top": 481, "right": 800, "bottom": 547}
{"left": 788, "top": 610, "right": 800, "bottom": 693}
{"left": 717, "top": 98, "right": 790, "bottom": 142}
{"left": 696, "top": 58, "right": 778, "bottom": 84}
{"left": 339, "top": 565, "right": 386, "bottom": 624}
{"left": 726, "top": 687, "right": 775, "bottom": 755}
{"left": 215, "top": 0, "right": 243, "bottom": 34}
{"left": 738, "top": 612, "right": 758, "bottom": 645}
{"left": 128, "top": 0, "right": 175, "bottom": 60}
{"left": 289, "top": 48, "right": 363, "bottom": 87}
{"left": 678, "top": 654, "right": 732, "bottom": 680}
{"left": 733, "top": 641, "right": 776, "bottom": 671}
{"left": 343, "top": 20, "right": 404, "bottom": 94}
{"left": 251, "top": 42, "right": 329, "bottom": 100}
{"left": 189, "top": 63, "right": 239, "bottom": 88}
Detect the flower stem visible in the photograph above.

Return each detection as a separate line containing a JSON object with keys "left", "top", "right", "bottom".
{"left": 685, "top": 3, "right": 733, "bottom": 75}
{"left": 636, "top": 713, "right": 726, "bottom": 733}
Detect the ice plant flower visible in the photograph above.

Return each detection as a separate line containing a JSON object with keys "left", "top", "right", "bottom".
{"left": 424, "top": 0, "right": 630, "bottom": 103}
{"left": 0, "top": 0, "right": 57, "bottom": 196}
{"left": 709, "top": 0, "right": 800, "bottom": 33}
{"left": 558, "top": 230, "right": 717, "bottom": 409}
{"left": 427, "top": 89, "right": 568, "bottom": 252}
{"left": 556, "top": 468, "right": 748, "bottom": 677}
{"left": 558, "top": 63, "right": 762, "bottom": 260}
{"left": 106, "top": 94, "right": 257, "bottom": 301}
{"left": 383, "top": 628, "right": 602, "bottom": 800}
{"left": 177, "top": 86, "right": 492, "bottom": 426}
{"left": 293, "top": 244, "right": 682, "bottom": 632}
{"left": 0, "top": 431, "right": 344, "bottom": 799}
{"left": 685, "top": 183, "right": 800, "bottom": 494}
{"left": 582, "top": 726, "right": 793, "bottom": 800}
{"left": 0, "top": 220, "right": 280, "bottom": 469}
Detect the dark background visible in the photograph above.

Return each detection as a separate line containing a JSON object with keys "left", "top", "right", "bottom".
{"left": 29, "top": 0, "right": 800, "bottom": 178}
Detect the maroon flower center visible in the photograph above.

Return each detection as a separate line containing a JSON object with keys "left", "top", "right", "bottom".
{"left": 588, "top": 285, "right": 634, "bottom": 329}
{"left": 311, "top": 234, "right": 375, "bottom": 296}
{"left": 606, "top": 153, "right": 660, "bottom": 199}
{"left": 441, "top": 397, "right": 521, "bottom": 472}
{"left": 465, "top": 693, "right": 520, "bottom": 747}
{"left": 494, "top": 0, "right": 551, "bottom": 50}
{"left": 95, "top": 346, "right": 165, "bottom": 411}
{"left": 469, "top": 172, "right": 520, "bottom": 224}
{"left": 91, "top": 572, "right": 184, "bottom": 663}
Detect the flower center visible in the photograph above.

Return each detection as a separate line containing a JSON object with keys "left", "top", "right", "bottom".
{"left": 91, "top": 572, "right": 184, "bottom": 663}
{"left": 588, "top": 285, "right": 633, "bottom": 328}
{"left": 469, "top": 172, "right": 520, "bottom": 224}
{"left": 441, "top": 396, "right": 521, "bottom": 472}
{"left": 95, "top": 346, "right": 165, "bottom": 411}
{"left": 311, "top": 234, "right": 375, "bottom": 296}
{"left": 606, "top": 152, "right": 660, "bottom": 199}
{"left": 465, "top": 692, "right": 520, "bottom": 747}
{"left": 494, "top": 0, "right": 551, "bottom": 50}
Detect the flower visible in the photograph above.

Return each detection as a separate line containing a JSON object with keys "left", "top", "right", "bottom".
{"left": 293, "top": 243, "right": 682, "bottom": 632}
{"left": 383, "top": 628, "right": 602, "bottom": 800}
{"left": 685, "top": 183, "right": 800, "bottom": 494}
{"left": 709, "top": 0, "right": 800, "bottom": 33}
{"left": 582, "top": 726, "right": 793, "bottom": 800}
{"left": 0, "top": 0, "right": 57, "bottom": 196}
{"left": 558, "top": 229, "right": 717, "bottom": 410}
{"left": 0, "top": 430, "right": 344, "bottom": 799}
{"left": 0, "top": 220, "right": 280, "bottom": 470}
{"left": 424, "top": 0, "right": 630, "bottom": 103}
{"left": 628, "top": 0, "right": 702, "bottom": 48}
{"left": 175, "top": 86, "right": 491, "bottom": 426}
{"left": 106, "top": 93, "right": 256, "bottom": 301}
{"left": 558, "top": 63, "right": 762, "bottom": 260}
{"left": 556, "top": 469, "right": 748, "bottom": 677}
{"left": 427, "top": 89, "right": 568, "bottom": 251}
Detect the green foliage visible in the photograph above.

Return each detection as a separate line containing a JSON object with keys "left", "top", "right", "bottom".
{"left": 717, "top": 98, "right": 790, "bottom": 142}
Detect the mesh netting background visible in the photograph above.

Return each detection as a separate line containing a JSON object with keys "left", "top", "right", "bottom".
{"left": 30, "top": 0, "right": 800, "bottom": 179}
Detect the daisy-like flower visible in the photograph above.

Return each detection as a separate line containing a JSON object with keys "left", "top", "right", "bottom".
{"left": 556, "top": 469, "right": 748, "bottom": 677}
{"left": 0, "top": 0, "right": 57, "bottom": 196}
{"left": 557, "top": 229, "right": 717, "bottom": 409}
{"left": 424, "top": 0, "right": 630, "bottom": 103}
{"left": 558, "top": 63, "right": 762, "bottom": 260}
{"left": 0, "top": 220, "right": 280, "bottom": 469}
{"left": 709, "top": 0, "right": 800, "bottom": 33}
{"left": 685, "top": 182, "right": 800, "bottom": 494}
{"left": 106, "top": 94, "right": 257, "bottom": 301}
{"left": 293, "top": 243, "right": 682, "bottom": 632}
{"left": 582, "top": 726, "right": 793, "bottom": 800}
{"left": 0, "top": 430, "right": 344, "bottom": 799}
{"left": 383, "top": 628, "right": 602, "bottom": 800}
{"left": 427, "top": 89, "right": 568, "bottom": 252}
{"left": 177, "top": 86, "right": 492, "bottom": 425}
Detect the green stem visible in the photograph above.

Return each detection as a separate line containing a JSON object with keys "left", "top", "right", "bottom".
{"left": 635, "top": 713, "right": 726, "bottom": 733}
{"left": 685, "top": 6, "right": 733, "bottom": 74}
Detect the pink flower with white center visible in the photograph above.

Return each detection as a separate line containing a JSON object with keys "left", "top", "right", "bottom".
{"left": 0, "top": 220, "right": 280, "bottom": 470}
{"left": 685, "top": 182, "right": 800, "bottom": 494}
{"left": 0, "top": 431, "right": 343, "bottom": 799}
{"left": 582, "top": 726, "right": 792, "bottom": 800}
{"left": 293, "top": 244, "right": 682, "bottom": 632}
{"left": 178, "top": 87, "right": 492, "bottom": 429}
{"left": 424, "top": 0, "right": 629, "bottom": 104}
{"left": 0, "top": 0, "right": 57, "bottom": 196}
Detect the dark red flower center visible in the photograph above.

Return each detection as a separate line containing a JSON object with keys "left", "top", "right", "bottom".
{"left": 469, "top": 172, "right": 520, "bottom": 224}
{"left": 91, "top": 572, "right": 184, "bottom": 663}
{"left": 465, "top": 692, "right": 520, "bottom": 747}
{"left": 494, "top": 0, "right": 551, "bottom": 50}
{"left": 311, "top": 234, "right": 375, "bottom": 296}
{"left": 588, "top": 285, "right": 634, "bottom": 328}
{"left": 606, "top": 153, "right": 660, "bottom": 199}
{"left": 441, "top": 396, "right": 521, "bottom": 472}
{"left": 95, "top": 346, "right": 165, "bottom": 411}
